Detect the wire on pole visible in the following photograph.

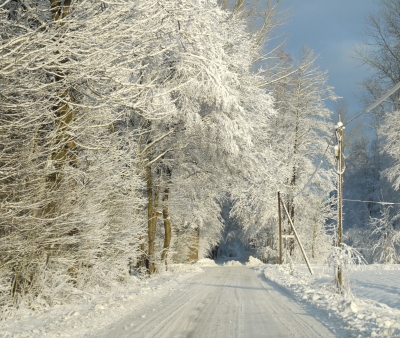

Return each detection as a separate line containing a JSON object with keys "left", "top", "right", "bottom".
{"left": 343, "top": 199, "right": 400, "bottom": 206}
{"left": 343, "top": 81, "right": 400, "bottom": 127}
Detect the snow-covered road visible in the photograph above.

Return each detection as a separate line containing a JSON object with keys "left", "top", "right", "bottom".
{"left": 92, "top": 266, "right": 335, "bottom": 338}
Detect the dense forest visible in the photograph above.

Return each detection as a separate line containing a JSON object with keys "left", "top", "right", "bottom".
{"left": 0, "top": 0, "right": 399, "bottom": 316}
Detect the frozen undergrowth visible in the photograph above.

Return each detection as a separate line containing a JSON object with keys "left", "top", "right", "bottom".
{"left": 260, "top": 264, "right": 400, "bottom": 337}
{"left": 0, "top": 265, "right": 203, "bottom": 338}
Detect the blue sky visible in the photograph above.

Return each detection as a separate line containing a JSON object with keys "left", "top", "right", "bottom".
{"left": 274, "top": 0, "right": 380, "bottom": 122}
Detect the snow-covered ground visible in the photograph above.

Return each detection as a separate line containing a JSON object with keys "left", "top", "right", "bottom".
{"left": 0, "top": 264, "right": 203, "bottom": 338}
{"left": 260, "top": 263, "right": 400, "bottom": 337}
{"left": 0, "top": 258, "right": 332, "bottom": 338}
{"left": 2, "top": 258, "right": 400, "bottom": 337}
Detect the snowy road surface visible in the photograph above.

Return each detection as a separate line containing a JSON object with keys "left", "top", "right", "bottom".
{"left": 92, "top": 266, "right": 335, "bottom": 338}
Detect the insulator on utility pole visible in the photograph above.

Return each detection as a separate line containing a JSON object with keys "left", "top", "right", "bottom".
{"left": 334, "top": 145, "right": 339, "bottom": 158}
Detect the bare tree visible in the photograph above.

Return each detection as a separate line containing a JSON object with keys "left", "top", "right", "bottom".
{"left": 353, "top": 0, "right": 400, "bottom": 119}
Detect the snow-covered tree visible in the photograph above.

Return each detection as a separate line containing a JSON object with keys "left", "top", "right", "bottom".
{"left": 0, "top": 0, "right": 341, "bottom": 317}
{"left": 353, "top": 0, "right": 400, "bottom": 116}
{"left": 0, "top": 0, "right": 168, "bottom": 309}
{"left": 242, "top": 47, "right": 336, "bottom": 264}
{"left": 380, "top": 110, "right": 400, "bottom": 191}
{"left": 369, "top": 207, "right": 400, "bottom": 264}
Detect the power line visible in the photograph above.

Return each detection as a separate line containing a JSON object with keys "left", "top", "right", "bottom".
{"left": 293, "top": 160, "right": 323, "bottom": 198}
{"left": 343, "top": 110, "right": 369, "bottom": 126}
{"left": 293, "top": 132, "right": 335, "bottom": 198}
{"left": 343, "top": 81, "right": 400, "bottom": 126}
{"left": 365, "top": 82, "right": 400, "bottom": 112}
{"left": 343, "top": 199, "right": 400, "bottom": 206}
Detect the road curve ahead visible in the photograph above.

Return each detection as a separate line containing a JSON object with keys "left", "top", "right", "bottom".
{"left": 96, "top": 266, "right": 336, "bottom": 338}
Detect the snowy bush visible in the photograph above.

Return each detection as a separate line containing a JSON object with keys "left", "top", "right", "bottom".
{"left": 328, "top": 243, "right": 366, "bottom": 296}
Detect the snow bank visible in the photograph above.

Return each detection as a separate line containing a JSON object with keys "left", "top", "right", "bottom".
{"left": 168, "top": 263, "right": 203, "bottom": 272}
{"left": 245, "top": 256, "right": 264, "bottom": 267}
{"left": 260, "top": 264, "right": 400, "bottom": 337}
{"left": 223, "top": 260, "right": 243, "bottom": 266}
{"left": 195, "top": 258, "right": 218, "bottom": 267}
{"left": 0, "top": 267, "right": 203, "bottom": 337}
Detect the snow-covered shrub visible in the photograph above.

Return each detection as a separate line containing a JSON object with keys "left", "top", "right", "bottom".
{"left": 328, "top": 243, "right": 366, "bottom": 296}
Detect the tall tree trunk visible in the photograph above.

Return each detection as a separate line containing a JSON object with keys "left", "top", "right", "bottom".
{"left": 161, "top": 187, "right": 171, "bottom": 269}
{"left": 311, "top": 219, "right": 318, "bottom": 259}
{"left": 289, "top": 175, "right": 296, "bottom": 256}
{"left": 137, "top": 233, "right": 147, "bottom": 269}
{"left": 43, "top": 0, "right": 77, "bottom": 217}
{"left": 188, "top": 227, "right": 200, "bottom": 262}
{"left": 145, "top": 165, "right": 161, "bottom": 274}
{"left": 39, "top": 1, "right": 77, "bottom": 287}
{"left": 161, "top": 167, "right": 172, "bottom": 269}
{"left": 289, "top": 112, "right": 300, "bottom": 256}
{"left": 145, "top": 165, "right": 157, "bottom": 274}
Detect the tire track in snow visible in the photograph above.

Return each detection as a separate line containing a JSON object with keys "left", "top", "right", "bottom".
{"left": 92, "top": 266, "right": 336, "bottom": 338}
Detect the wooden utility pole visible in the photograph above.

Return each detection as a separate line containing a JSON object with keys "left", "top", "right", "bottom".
{"left": 278, "top": 192, "right": 283, "bottom": 264}
{"left": 336, "top": 121, "right": 345, "bottom": 287}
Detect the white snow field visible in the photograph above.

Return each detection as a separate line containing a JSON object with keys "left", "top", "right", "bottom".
{"left": 261, "top": 264, "right": 400, "bottom": 337}
{"left": 2, "top": 260, "right": 400, "bottom": 337}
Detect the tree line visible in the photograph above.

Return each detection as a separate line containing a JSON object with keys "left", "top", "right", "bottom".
{"left": 1, "top": 0, "right": 338, "bottom": 315}
{"left": 343, "top": 0, "right": 400, "bottom": 264}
